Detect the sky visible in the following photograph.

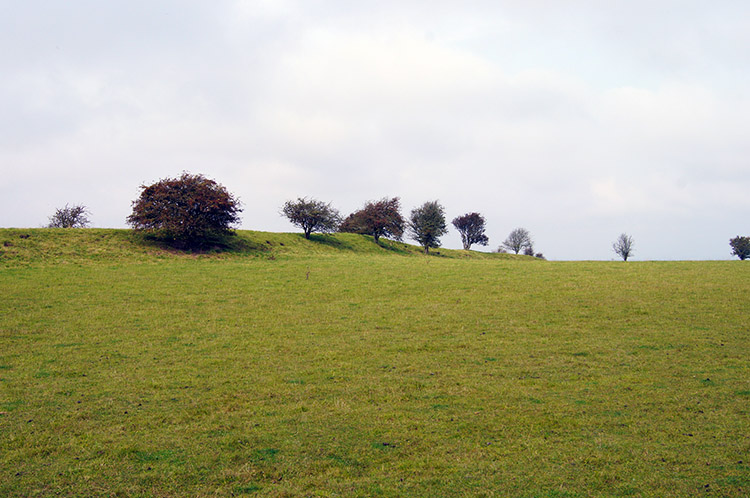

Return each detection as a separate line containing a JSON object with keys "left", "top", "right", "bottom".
{"left": 2, "top": 0, "right": 749, "bottom": 260}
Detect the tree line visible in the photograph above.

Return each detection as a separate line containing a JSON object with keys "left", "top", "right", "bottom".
{"left": 45, "top": 172, "right": 749, "bottom": 260}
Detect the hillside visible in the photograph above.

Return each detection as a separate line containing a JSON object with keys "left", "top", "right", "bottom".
{"left": 0, "top": 228, "right": 524, "bottom": 266}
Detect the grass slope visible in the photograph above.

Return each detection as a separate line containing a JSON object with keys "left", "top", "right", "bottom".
{"left": 1, "top": 229, "right": 748, "bottom": 497}
{"left": 0, "top": 229, "right": 521, "bottom": 267}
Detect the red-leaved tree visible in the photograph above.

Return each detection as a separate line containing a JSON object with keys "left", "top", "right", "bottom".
{"left": 340, "top": 197, "right": 405, "bottom": 244}
{"left": 127, "top": 173, "right": 242, "bottom": 249}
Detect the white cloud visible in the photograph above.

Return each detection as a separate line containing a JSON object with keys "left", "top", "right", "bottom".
{"left": 2, "top": 1, "right": 749, "bottom": 258}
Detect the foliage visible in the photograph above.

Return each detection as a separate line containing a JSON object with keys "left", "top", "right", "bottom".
{"left": 408, "top": 201, "right": 448, "bottom": 254}
{"left": 523, "top": 246, "right": 535, "bottom": 256}
{"left": 340, "top": 197, "right": 405, "bottom": 244}
{"left": 47, "top": 204, "right": 90, "bottom": 228}
{"left": 281, "top": 197, "right": 341, "bottom": 239}
{"left": 452, "top": 212, "right": 489, "bottom": 250}
{"left": 502, "top": 227, "right": 533, "bottom": 254}
{"left": 613, "top": 233, "right": 635, "bottom": 261}
{"left": 729, "top": 236, "right": 750, "bottom": 260}
{"left": 126, "top": 173, "right": 241, "bottom": 249}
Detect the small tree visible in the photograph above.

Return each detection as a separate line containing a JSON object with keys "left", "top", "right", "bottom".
{"left": 613, "top": 233, "right": 634, "bottom": 261}
{"left": 502, "top": 228, "right": 533, "bottom": 254}
{"left": 127, "top": 172, "right": 242, "bottom": 249}
{"left": 523, "top": 246, "right": 535, "bottom": 256}
{"left": 452, "top": 212, "right": 489, "bottom": 250}
{"left": 340, "top": 197, "right": 405, "bottom": 244}
{"left": 48, "top": 204, "right": 90, "bottom": 228}
{"left": 281, "top": 197, "right": 341, "bottom": 239}
{"left": 729, "top": 236, "right": 750, "bottom": 260}
{"left": 408, "top": 201, "right": 448, "bottom": 254}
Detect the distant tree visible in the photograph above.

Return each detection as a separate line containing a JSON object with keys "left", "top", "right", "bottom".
{"left": 48, "top": 204, "right": 90, "bottom": 228}
{"left": 281, "top": 197, "right": 341, "bottom": 239}
{"left": 408, "top": 201, "right": 448, "bottom": 254}
{"left": 535, "top": 252, "right": 546, "bottom": 260}
{"left": 340, "top": 197, "right": 405, "bottom": 244}
{"left": 502, "top": 228, "right": 533, "bottom": 254}
{"left": 729, "top": 236, "right": 750, "bottom": 260}
{"left": 612, "top": 233, "right": 635, "bottom": 261}
{"left": 127, "top": 172, "right": 241, "bottom": 249}
{"left": 523, "top": 245, "right": 535, "bottom": 256}
{"left": 452, "top": 212, "right": 489, "bottom": 250}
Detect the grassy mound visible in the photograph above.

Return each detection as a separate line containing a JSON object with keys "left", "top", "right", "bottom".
{"left": 0, "top": 228, "right": 523, "bottom": 266}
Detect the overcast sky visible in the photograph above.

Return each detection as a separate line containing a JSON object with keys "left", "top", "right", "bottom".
{"left": 2, "top": 1, "right": 749, "bottom": 260}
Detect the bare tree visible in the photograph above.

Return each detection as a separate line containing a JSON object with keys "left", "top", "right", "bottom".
{"left": 613, "top": 233, "right": 635, "bottom": 261}
{"left": 48, "top": 204, "right": 91, "bottom": 228}
{"left": 281, "top": 197, "right": 341, "bottom": 239}
{"left": 452, "top": 212, "right": 489, "bottom": 250}
{"left": 501, "top": 228, "right": 532, "bottom": 254}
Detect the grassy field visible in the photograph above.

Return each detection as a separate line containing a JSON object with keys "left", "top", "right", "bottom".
{"left": 1, "top": 229, "right": 749, "bottom": 497}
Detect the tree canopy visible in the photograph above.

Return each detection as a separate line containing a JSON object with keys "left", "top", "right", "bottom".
{"left": 340, "top": 197, "right": 405, "bottom": 244}
{"left": 281, "top": 197, "right": 341, "bottom": 239}
{"left": 408, "top": 201, "right": 448, "bottom": 254}
{"left": 126, "top": 173, "right": 241, "bottom": 249}
{"left": 452, "top": 212, "right": 489, "bottom": 250}
{"left": 729, "top": 236, "right": 750, "bottom": 260}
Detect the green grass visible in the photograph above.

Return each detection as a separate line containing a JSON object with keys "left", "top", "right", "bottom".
{"left": 1, "top": 229, "right": 749, "bottom": 497}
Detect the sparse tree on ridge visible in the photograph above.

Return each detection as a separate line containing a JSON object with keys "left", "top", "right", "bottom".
{"left": 729, "top": 236, "right": 750, "bottom": 260}
{"left": 127, "top": 172, "right": 242, "bottom": 249}
{"left": 340, "top": 197, "right": 405, "bottom": 244}
{"left": 408, "top": 201, "right": 448, "bottom": 254}
{"left": 48, "top": 204, "right": 90, "bottom": 228}
{"left": 281, "top": 197, "right": 341, "bottom": 239}
{"left": 501, "top": 228, "right": 533, "bottom": 254}
{"left": 452, "top": 212, "right": 489, "bottom": 250}
{"left": 613, "top": 233, "right": 635, "bottom": 261}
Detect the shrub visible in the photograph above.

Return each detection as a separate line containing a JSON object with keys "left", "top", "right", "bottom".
{"left": 127, "top": 173, "right": 241, "bottom": 249}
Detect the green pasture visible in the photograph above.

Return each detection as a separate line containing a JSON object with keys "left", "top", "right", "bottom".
{"left": 1, "top": 229, "right": 748, "bottom": 497}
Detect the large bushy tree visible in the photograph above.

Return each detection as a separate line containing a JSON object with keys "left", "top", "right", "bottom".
{"left": 452, "top": 212, "right": 488, "bottom": 250}
{"left": 340, "top": 197, "right": 405, "bottom": 244}
{"left": 729, "top": 236, "right": 750, "bottom": 260}
{"left": 281, "top": 197, "right": 341, "bottom": 239}
{"left": 127, "top": 173, "right": 242, "bottom": 249}
{"left": 48, "top": 204, "right": 90, "bottom": 228}
{"left": 612, "top": 233, "right": 634, "bottom": 261}
{"left": 408, "top": 200, "right": 448, "bottom": 254}
{"left": 501, "top": 228, "right": 533, "bottom": 254}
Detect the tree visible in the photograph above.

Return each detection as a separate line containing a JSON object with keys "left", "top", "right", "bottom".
{"left": 340, "top": 197, "right": 405, "bottom": 244}
{"left": 408, "top": 200, "right": 448, "bottom": 254}
{"left": 502, "top": 228, "right": 532, "bottom": 254}
{"left": 48, "top": 204, "right": 90, "bottom": 228}
{"left": 281, "top": 197, "right": 341, "bottom": 239}
{"left": 452, "top": 212, "right": 489, "bottom": 250}
{"left": 612, "top": 233, "right": 634, "bottom": 261}
{"left": 127, "top": 172, "right": 242, "bottom": 249}
{"left": 729, "top": 236, "right": 750, "bottom": 260}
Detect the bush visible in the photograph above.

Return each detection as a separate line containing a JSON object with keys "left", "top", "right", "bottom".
{"left": 48, "top": 204, "right": 90, "bottom": 228}
{"left": 127, "top": 173, "right": 242, "bottom": 249}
